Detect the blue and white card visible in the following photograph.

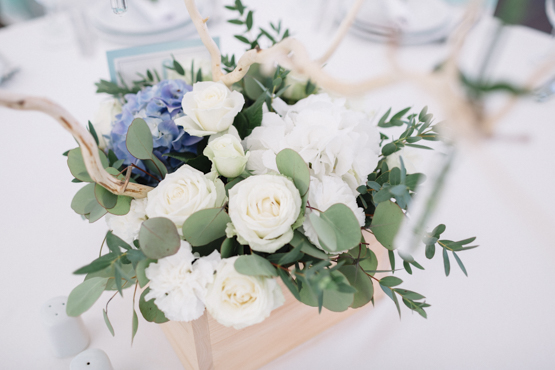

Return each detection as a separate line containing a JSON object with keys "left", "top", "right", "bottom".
{"left": 106, "top": 38, "right": 219, "bottom": 85}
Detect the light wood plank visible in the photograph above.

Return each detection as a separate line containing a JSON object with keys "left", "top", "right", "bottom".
{"left": 163, "top": 234, "right": 387, "bottom": 370}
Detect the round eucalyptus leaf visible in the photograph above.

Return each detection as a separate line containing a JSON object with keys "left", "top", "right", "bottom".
{"left": 182, "top": 208, "right": 231, "bottom": 246}
{"left": 308, "top": 212, "right": 337, "bottom": 252}
{"left": 94, "top": 183, "right": 118, "bottom": 209}
{"left": 298, "top": 271, "right": 354, "bottom": 312}
{"left": 339, "top": 265, "right": 374, "bottom": 309}
{"left": 71, "top": 183, "right": 96, "bottom": 215}
{"left": 67, "top": 148, "right": 109, "bottom": 182}
{"left": 276, "top": 148, "right": 310, "bottom": 197}
{"left": 66, "top": 277, "right": 108, "bottom": 317}
{"left": 370, "top": 200, "right": 404, "bottom": 250}
{"left": 106, "top": 195, "right": 132, "bottom": 216}
{"left": 126, "top": 118, "right": 154, "bottom": 160}
{"left": 322, "top": 271, "right": 354, "bottom": 312}
{"left": 139, "top": 288, "right": 169, "bottom": 323}
{"left": 234, "top": 254, "right": 277, "bottom": 277}
{"left": 299, "top": 283, "right": 318, "bottom": 307}
{"left": 310, "top": 204, "right": 362, "bottom": 253}
{"left": 86, "top": 199, "right": 108, "bottom": 223}
{"left": 139, "top": 217, "right": 181, "bottom": 259}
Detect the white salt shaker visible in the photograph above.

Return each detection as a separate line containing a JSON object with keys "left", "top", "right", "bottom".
{"left": 70, "top": 348, "right": 114, "bottom": 370}
{"left": 40, "top": 296, "right": 89, "bottom": 358}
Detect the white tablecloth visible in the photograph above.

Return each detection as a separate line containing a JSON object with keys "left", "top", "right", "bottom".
{"left": 1, "top": 1, "right": 555, "bottom": 369}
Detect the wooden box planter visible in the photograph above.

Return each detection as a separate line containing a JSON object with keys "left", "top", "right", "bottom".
{"left": 161, "top": 238, "right": 387, "bottom": 370}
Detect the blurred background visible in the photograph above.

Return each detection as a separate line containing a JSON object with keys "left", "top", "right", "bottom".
{"left": 1, "top": 0, "right": 555, "bottom": 369}
{"left": 0, "top": 0, "right": 552, "bottom": 32}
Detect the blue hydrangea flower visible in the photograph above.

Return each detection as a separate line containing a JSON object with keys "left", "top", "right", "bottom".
{"left": 109, "top": 79, "right": 203, "bottom": 182}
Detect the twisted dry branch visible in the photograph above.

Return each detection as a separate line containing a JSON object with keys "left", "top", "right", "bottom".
{"left": 0, "top": 90, "right": 153, "bottom": 198}
{"left": 184, "top": 0, "right": 485, "bottom": 140}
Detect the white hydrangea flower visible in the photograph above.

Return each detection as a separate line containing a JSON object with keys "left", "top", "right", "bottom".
{"left": 105, "top": 198, "right": 147, "bottom": 244}
{"left": 145, "top": 243, "right": 221, "bottom": 322}
{"left": 245, "top": 94, "right": 380, "bottom": 193}
{"left": 205, "top": 256, "right": 285, "bottom": 329}
{"left": 303, "top": 176, "right": 365, "bottom": 252}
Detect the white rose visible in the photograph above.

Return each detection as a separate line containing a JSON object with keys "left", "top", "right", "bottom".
{"left": 105, "top": 198, "right": 147, "bottom": 244}
{"left": 226, "top": 174, "right": 302, "bottom": 253}
{"left": 145, "top": 164, "right": 227, "bottom": 234}
{"left": 205, "top": 256, "right": 284, "bottom": 329}
{"left": 385, "top": 146, "right": 422, "bottom": 174}
{"left": 204, "top": 133, "right": 250, "bottom": 178}
{"left": 91, "top": 98, "right": 122, "bottom": 149}
{"left": 302, "top": 176, "right": 365, "bottom": 252}
{"left": 174, "top": 81, "right": 245, "bottom": 137}
{"left": 145, "top": 244, "right": 221, "bottom": 322}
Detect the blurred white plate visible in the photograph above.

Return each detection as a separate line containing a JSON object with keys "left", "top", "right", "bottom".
{"left": 89, "top": 0, "right": 204, "bottom": 45}
{"left": 351, "top": 0, "right": 465, "bottom": 45}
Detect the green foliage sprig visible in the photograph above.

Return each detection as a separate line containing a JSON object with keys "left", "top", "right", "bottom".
{"left": 225, "top": 0, "right": 290, "bottom": 51}
{"left": 378, "top": 106, "right": 440, "bottom": 156}
{"left": 95, "top": 70, "right": 161, "bottom": 101}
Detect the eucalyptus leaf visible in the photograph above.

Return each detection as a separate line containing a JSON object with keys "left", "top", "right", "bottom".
{"left": 379, "top": 276, "right": 403, "bottom": 287}
{"left": 389, "top": 168, "right": 401, "bottom": 185}
{"left": 298, "top": 271, "right": 354, "bottom": 312}
{"left": 139, "top": 218, "right": 181, "bottom": 259}
{"left": 234, "top": 254, "right": 277, "bottom": 277}
{"left": 139, "top": 288, "right": 169, "bottom": 323}
{"left": 86, "top": 199, "right": 108, "bottom": 223}
{"left": 182, "top": 208, "right": 231, "bottom": 246}
{"left": 277, "top": 268, "right": 301, "bottom": 301}
{"left": 278, "top": 243, "right": 304, "bottom": 265}
{"left": 380, "top": 285, "right": 401, "bottom": 318}
{"left": 322, "top": 271, "right": 355, "bottom": 312}
{"left": 94, "top": 184, "right": 118, "bottom": 210}
{"left": 103, "top": 309, "right": 115, "bottom": 336}
{"left": 308, "top": 212, "right": 337, "bottom": 251}
{"left": 443, "top": 248, "right": 451, "bottom": 276}
{"left": 221, "top": 238, "right": 238, "bottom": 259}
{"left": 71, "top": 183, "right": 96, "bottom": 215}
{"left": 339, "top": 265, "right": 374, "bottom": 308}
{"left": 453, "top": 252, "right": 468, "bottom": 276}
{"left": 290, "top": 231, "right": 329, "bottom": 260}
{"left": 309, "top": 204, "right": 361, "bottom": 253}
{"left": 131, "top": 309, "right": 139, "bottom": 345}
{"left": 74, "top": 253, "right": 118, "bottom": 275}
{"left": 136, "top": 258, "right": 156, "bottom": 288}
{"left": 395, "top": 289, "right": 425, "bottom": 300}
{"left": 106, "top": 195, "right": 132, "bottom": 216}
{"left": 370, "top": 201, "right": 404, "bottom": 250}
{"left": 67, "top": 148, "right": 109, "bottom": 183}
{"left": 126, "top": 118, "right": 153, "bottom": 160}
{"left": 66, "top": 277, "right": 108, "bottom": 317}
{"left": 276, "top": 149, "right": 310, "bottom": 196}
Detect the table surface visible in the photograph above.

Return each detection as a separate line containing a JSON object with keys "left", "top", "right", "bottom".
{"left": 1, "top": 1, "right": 555, "bottom": 369}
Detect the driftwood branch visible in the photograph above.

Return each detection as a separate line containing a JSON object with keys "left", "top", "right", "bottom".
{"left": 183, "top": 0, "right": 224, "bottom": 82}
{"left": 315, "top": 0, "right": 365, "bottom": 65}
{"left": 0, "top": 91, "right": 153, "bottom": 198}
{"left": 181, "top": 0, "right": 481, "bottom": 138}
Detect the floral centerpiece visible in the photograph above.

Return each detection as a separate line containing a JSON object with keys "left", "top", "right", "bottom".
{"left": 60, "top": 1, "right": 479, "bottom": 339}
{"left": 0, "top": 0, "right": 482, "bottom": 353}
